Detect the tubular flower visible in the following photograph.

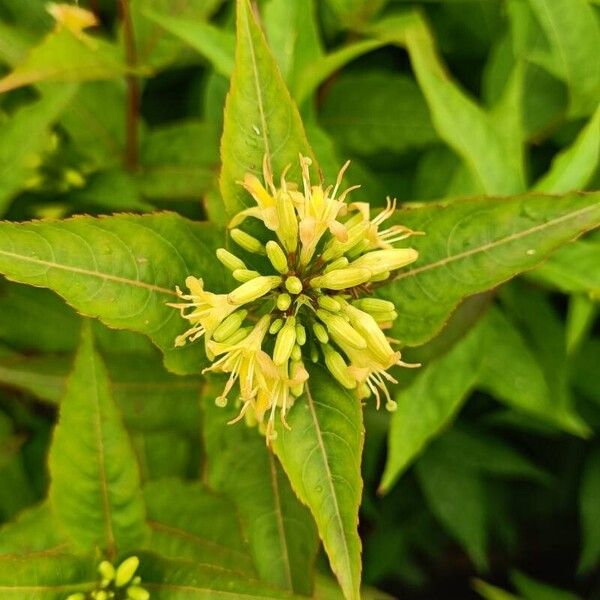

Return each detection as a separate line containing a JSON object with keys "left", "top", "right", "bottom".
{"left": 170, "top": 155, "right": 422, "bottom": 443}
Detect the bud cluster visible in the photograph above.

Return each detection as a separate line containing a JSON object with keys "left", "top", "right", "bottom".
{"left": 170, "top": 155, "right": 422, "bottom": 442}
{"left": 66, "top": 556, "right": 149, "bottom": 600}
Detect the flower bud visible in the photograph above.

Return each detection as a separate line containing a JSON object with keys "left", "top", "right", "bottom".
{"left": 351, "top": 248, "right": 418, "bottom": 276}
{"left": 291, "top": 344, "right": 302, "bottom": 361}
{"left": 277, "top": 293, "right": 292, "bottom": 311}
{"left": 316, "top": 309, "right": 367, "bottom": 349}
{"left": 266, "top": 240, "right": 289, "bottom": 274}
{"left": 216, "top": 248, "right": 246, "bottom": 271}
{"left": 295, "top": 324, "right": 306, "bottom": 346}
{"left": 352, "top": 298, "right": 395, "bottom": 314}
{"left": 322, "top": 344, "right": 356, "bottom": 389}
{"left": 94, "top": 592, "right": 108, "bottom": 600}
{"left": 127, "top": 586, "right": 150, "bottom": 600}
{"left": 310, "top": 267, "right": 371, "bottom": 290}
{"left": 66, "top": 594, "right": 86, "bottom": 600}
{"left": 285, "top": 276, "right": 303, "bottom": 295}
{"left": 312, "top": 322, "right": 329, "bottom": 344}
{"left": 324, "top": 256, "right": 349, "bottom": 273}
{"left": 370, "top": 271, "right": 390, "bottom": 282}
{"left": 276, "top": 191, "right": 298, "bottom": 252}
{"left": 228, "top": 276, "right": 281, "bottom": 305}
{"left": 98, "top": 560, "right": 115, "bottom": 582}
{"left": 273, "top": 317, "right": 296, "bottom": 365}
{"left": 232, "top": 269, "right": 260, "bottom": 282}
{"left": 213, "top": 310, "right": 248, "bottom": 342}
{"left": 230, "top": 228, "right": 266, "bottom": 255}
{"left": 269, "top": 318, "right": 283, "bottom": 334}
{"left": 115, "top": 556, "right": 139, "bottom": 587}
{"left": 344, "top": 305, "right": 396, "bottom": 365}
{"left": 222, "top": 326, "right": 251, "bottom": 345}
{"left": 317, "top": 295, "right": 341, "bottom": 312}
{"left": 290, "top": 360, "right": 307, "bottom": 396}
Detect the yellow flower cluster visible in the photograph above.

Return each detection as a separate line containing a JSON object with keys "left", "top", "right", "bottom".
{"left": 171, "top": 156, "right": 421, "bottom": 442}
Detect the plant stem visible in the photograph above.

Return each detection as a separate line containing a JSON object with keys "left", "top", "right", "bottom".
{"left": 118, "top": 0, "right": 139, "bottom": 171}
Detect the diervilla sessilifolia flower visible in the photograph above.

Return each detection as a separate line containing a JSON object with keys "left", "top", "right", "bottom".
{"left": 66, "top": 555, "right": 149, "bottom": 600}
{"left": 170, "top": 155, "right": 422, "bottom": 442}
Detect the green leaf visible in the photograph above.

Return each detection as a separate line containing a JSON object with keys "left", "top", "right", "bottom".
{"left": 323, "top": 0, "right": 389, "bottom": 29}
{"left": 535, "top": 105, "right": 600, "bottom": 193}
{"left": 143, "top": 478, "right": 255, "bottom": 574}
{"left": 137, "top": 553, "right": 299, "bottom": 599}
{"left": 219, "top": 0, "right": 316, "bottom": 216}
{"left": 511, "top": 571, "right": 582, "bottom": 600}
{"left": 0, "top": 29, "right": 130, "bottom": 93}
{"left": 566, "top": 295, "right": 597, "bottom": 354}
{"left": 380, "top": 323, "right": 481, "bottom": 492}
{"left": 0, "top": 553, "right": 95, "bottom": 599}
{"left": 0, "top": 502, "right": 65, "bottom": 554}
{"left": 369, "top": 12, "right": 525, "bottom": 195}
{"left": 142, "top": 8, "right": 234, "bottom": 77}
{"left": 273, "top": 365, "right": 364, "bottom": 600}
{"left": 578, "top": 447, "right": 600, "bottom": 573}
{"left": 132, "top": 430, "right": 194, "bottom": 481}
{"left": 416, "top": 440, "right": 488, "bottom": 570}
{"left": 0, "top": 85, "right": 77, "bottom": 215}
{"left": 525, "top": 0, "right": 600, "bottom": 117}
{"left": 203, "top": 383, "right": 318, "bottom": 596}
{"left": 137, "top": 121, "right": 220, "bottom": 200}
{"left": 0, "top": 212, "right": 224, "bottom": 374}
{"left": 378, "top": 191, "right": 600, "bottom": 346}
{"left": 473, "top": 579, "right": 522, "bottom": 600}
{"left": 319, "top": 71, "right": 437, "bottom": 156}
{"left": 48, "top": 323, "right": 147, "bottom": 555}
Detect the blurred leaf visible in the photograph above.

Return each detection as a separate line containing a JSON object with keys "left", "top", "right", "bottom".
{"left": 132, "top": 429, "right": 193, "bottom": 481}
{"left": 0, "top": 30, "right": 130, "bottom": 93}
{"left": 524, "top": 0, "right": 600, "bottom": 117}
{"left": 274, "top": 365, "right": 363, "bottom": 600}
{"left": 220, "top": 0, "right": 315, "bottom": 216}
{"left": 379, "top": 192, "right": 600, "bottom": 346}
{"left": 0, "top": 553, "right": 95, "bottom": 598}
{"left": 48, "top": 324, "right": 147, "bottom": 555}
{"left": 143, "top": 478, "right": 255, "bottom": 574}
{"left": 313, "top": 574, "right": 394, "bottom": 600}
{"left": 535, "top": 105, "right": 600, "bottom": 193}
{"left": 511, "top": 571, "right": 582, "bottom": 600}
{"left": 0, "top": 213, "right": 226, "bottom": 375}
{"left": 319, "top": 71, "right": 437, "bottom": 157}
{"left": 473, "top": 579, "right": 522, "bottom": 600}
{"left": 0, "top": 85, "right": 77, "bottom": 215}
{"left": 203, "top": 383, "right": 318, "bottom": 596}
{"left": 416, "top": 439, "right": 488, "bottom": 570}
{"left": 142, "top": 8, "right": 235, "bottom": 77}
{"left": 137, "top": 552, "right": 300, "bottom": 599}
{"left": 566, "top": 295, "right": 597, "bottom": 354}
{"left": 369, "top": 12, "right": 525, "bottom": 194}
{"left": 380, "top": 323, "right": 481, "bottom": 492}
{"left": 578, "top": 447, "right": 600, "bottom": 573}
{"left": 137, "top": 120, "right": 219, "bottom": 200}
{"left": 323, "top": 0, "right": 389, "bottom": 29}
{"left": 0, "top": 502, "right": 64, "bottom": 554}
{"left": 478, "top": 305, "right": 588, "bottom": 436}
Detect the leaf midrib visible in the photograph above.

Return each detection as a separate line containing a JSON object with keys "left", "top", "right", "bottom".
{"left": 394, "top": 203, "right": 599, "bottom": 282}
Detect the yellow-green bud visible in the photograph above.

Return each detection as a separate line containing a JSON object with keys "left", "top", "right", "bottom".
{"left": 324, "top": 257, "right": 349, "bottom": 273}
{"left": 322, "top": 345, "right": 356, "bottom": 389}
{"left": 213, "top": 310, "right": 247, "bottom": 342}
{"left": 66, "top": 594, "right": 86, "bottom": 600}
{"left": 295, "top": 324, "right": 306, "bottom": 346}
{"left": 230, "top": 228, "right": 266, "bottom": 255}
{"left": 310, "top": 345, "right": 319, "bottom": 362}
{"left": 310, "top": 267, "right": 372, "bottom": 290}
{"left": 276, "top": 192, "right": 298, "bottom": 252}
{"left": 269, "top": 318, "right": 283, "bottom": 334}
{"left": 316, "top": 309, "right": 367, "bottom": 349}
{"left": 370, "top": 271, "right": 390, "bottom": 282}
{"left": 216, "top": 248, "right": 246, "bottom": 271}
{"left": 223, "top": 326, "right": 251, "bottom": 345}
{"left": 266, "top": 241, "right": 289, "bottom": 274}
{"left": 372, "top": 310, "right": 398, "bottom": 324}
{"left": 344, "top": 305, "right": 395, "bottom": 364}
{"left": 285, "top": 276, "right": 303, "bottom": 295}
{"left": 273, "top": 317, "right": 296, "bottom": 365}
{"left": 312, "top": 322, "right": 329, "bottom": 344}
{"left": 127, "top": 586, "right": 150, "bottom": 600}
{"left": 317, "top": 295, "right": 341, "bottom": 312}
{"left": 277, "top": 293, "right": 292, "bottom": 311}
{"left": 352, "top": 298, "right": 395, "bottom": 314}
{"left": 115, "top": 557, "right": 140, "bottom": 587}
{"left": 98, "top": 561, "right": 115, "bottom": 582}
{"left": 94, "top": 591, "right": 108, "bottom": 600}
{"left": 232, "top": 269, "right": 260, "bottom": 282}
{"left": 351, "top": 248, "right": 418, "bottom": 276}
{"left": 228, "top": 276, "right": 281, "bottom": 305}
{"left": 290, "top": 360, "right": 306, "bottom": 396}
{"left": 291, "top": 344, "right": 302, "bottom": 361}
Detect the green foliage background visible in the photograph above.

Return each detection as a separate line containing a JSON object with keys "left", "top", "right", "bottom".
{"left": 0, "top": 0, "right": 598, "bottom": 598}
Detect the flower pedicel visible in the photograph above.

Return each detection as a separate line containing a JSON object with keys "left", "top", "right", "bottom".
{"left": 170, "top": 155, "right": 422, "bottom": 442}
